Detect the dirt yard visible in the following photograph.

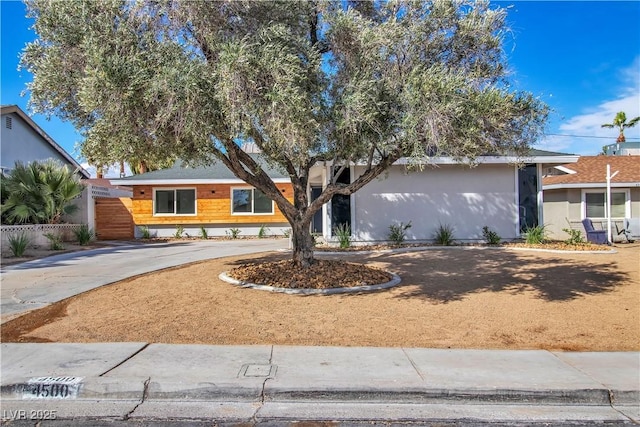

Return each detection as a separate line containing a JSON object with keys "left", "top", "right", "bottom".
{"left": 2, "top": 244, "right": 638, "bottom": 351}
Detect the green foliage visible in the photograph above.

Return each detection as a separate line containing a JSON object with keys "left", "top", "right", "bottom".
{"left": 524, "top": 225, "right": 547, "bottom": 244}
{"left": 433, "top": 223, "right": 455, "bottom": 246}
{"left": 74, "top": 224, "right": 94, "bottom": 245}
{"left": 199, "top": 226, "right": 209, "bottom": 239}
{"left": 174, "top": 225, "right": 185, "bottom": 238}
{"left": 481, "top": 226, "right": 501, "bottom": 245}
{"left": 562, "top": 220, "right": 584, "bottom": 245}
{"left": 1, "top": 160, "right": 84, "bottom": 225}
{"left": 7, "top": 232, "right": 31, "bottom": 257}
{"left": 226, "top": 228, "right": 241, "bottom": 239}
{"left": 258, "top": 224, "right": 270, "bottom": 238}
{"left": 22, "top": 1, "right": 549, "bottom": 266}
{"left": 44, "top": 232, "right": 65, "bottom": 250}
{"left": 139, "top": 225, "right": 151, "bottom": 239}
{"left": 388, "top": 221, "right": 412, "bottom": 245}
{"left": 282, "top": 228, "right": 292, "bottom": 239}
{"left": 333, "top": 223, "right": 351, "bottom": 248}
{"left": 601, "top": 111, "right": 640, "bottom": 143}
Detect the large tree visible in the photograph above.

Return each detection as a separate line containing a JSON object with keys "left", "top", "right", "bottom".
{"left": 21, "top": 0, "right": 547, "bottom": 267}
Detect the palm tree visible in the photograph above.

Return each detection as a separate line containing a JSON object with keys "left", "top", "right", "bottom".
{"left": 601, "top": 111, "right": 640, "bottom": 143}
{"left": 1, "top": 160, "right": 84, "bottom": 224}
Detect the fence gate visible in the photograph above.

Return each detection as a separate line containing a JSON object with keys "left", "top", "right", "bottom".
{"left": 95, "top": 197, "right": 134, "bottom": 240}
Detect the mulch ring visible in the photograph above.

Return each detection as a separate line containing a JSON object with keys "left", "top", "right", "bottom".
{"left": 226, "top": 259, "right": 392, "bottom": 289}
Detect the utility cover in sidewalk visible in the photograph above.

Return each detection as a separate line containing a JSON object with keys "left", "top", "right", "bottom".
{"left": 238, "top": 364, "right": 277, "bottom": 378}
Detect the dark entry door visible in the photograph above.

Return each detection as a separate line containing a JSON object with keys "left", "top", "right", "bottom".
{"left": 311, "top": 186, "right": 323, "bottom": 234}
{"left": 518, "top": 164, "right": 538, "bottom": 232}
{"left": 331, "top": 168, "right": 351, "bottom": 235}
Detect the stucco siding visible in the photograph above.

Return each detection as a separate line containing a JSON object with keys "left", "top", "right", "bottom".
{"left": 352, "top": 164, "right": 518, "bottom": 242}
{"left": 543, "top": 189, "right": 571, "bottom": 239}
{"left": 1, "top": 113, "right": 71, "bottom": 169}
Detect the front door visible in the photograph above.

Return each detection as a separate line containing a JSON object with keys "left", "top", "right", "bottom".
{"left": 331, "top": 167, "right": 351, "bottom": 235}
{"left": 518, "top": 164, "right": 538, "bottom": 232}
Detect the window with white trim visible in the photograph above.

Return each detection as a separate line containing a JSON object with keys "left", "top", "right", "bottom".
{"left": 232, "top": 188, "right": 273, "bottom": 215}
{"left": 583, "top": 190, "right": 628, "bottom": 219}
{"left": 154, "top": 188, "right": 196, "bottom": 215}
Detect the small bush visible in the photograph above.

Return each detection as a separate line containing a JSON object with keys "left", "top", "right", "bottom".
{"left": 199, "top": 226, "right": 209, "bottom": 239}
{"left": 282, "top": 228, "right": 292, "bottom": 239}
{"left": 139, "top": 225, "right": 151, "bottom": 239}
{"left": 7, "top": 232, "right": 30, "bottom": 257}
{"left": 333, "top": 223, "right": 351, "bottom": 248}
{"left": 226, "top": 228, "right": 241, "bottom": 239}
{"left": 74, "top": 224, "right": 95, "bottom": 246}
{"left": 524, "top": 225, "right": 547, "bottom": 244}
{"left": 44, "top": 232, "right": 65, "bottom": 250}
{"left": 388, "top": 221, "right": 412, "bottom": 245}
{"left": 562, "top": 227, "right": 584, "bottom": 245}
{"left": 174, "top": 225, "right": 185, "bottom": 239}
{"left": 258, "top": 224, "right": 270, "bottom": 238}
{"left": 482, "top": 226, "right": 501, "bottom": 245}
{"left": 433, "top": 223, "right": 455, "bottom": 246}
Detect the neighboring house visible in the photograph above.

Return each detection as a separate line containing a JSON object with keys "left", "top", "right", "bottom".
{"left": 543, "top": 155, "right": 640, "bottom": 241}
{"left": 111, "top": 150, "right": 577, "bottom": 242}
{"left": 603, "top": 141, "right": 640, "bottom": 156}
{"left": 1, "top": 104, "right": 89, "bottom": 178}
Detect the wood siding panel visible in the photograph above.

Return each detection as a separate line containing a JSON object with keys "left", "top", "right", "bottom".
{"left": 95, "top": 197, "right": 134, "bottom": 240}
{"left": 130, "top": 183, "right": 293, "bottom": 225}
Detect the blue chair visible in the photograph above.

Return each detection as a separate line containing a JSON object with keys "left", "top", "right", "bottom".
{"left": 581, "top": 219, "right": 608, "bottom": 245}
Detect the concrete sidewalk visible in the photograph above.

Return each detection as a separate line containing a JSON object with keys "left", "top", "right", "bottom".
{"left": 1, "top": 344, "right": 638, "bottom": 425}
{"left": 0, "top": 239, "right": 289, "bottom": 322}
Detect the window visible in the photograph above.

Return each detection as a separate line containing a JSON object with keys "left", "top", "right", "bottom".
{"left": 154, "top": 189, "right": 196, "bottom": 215}
{"left": 232, "top": 188, "right": 273, "bottom": 215}
{"left": 584, "top": 191, "right": 627, "bottom": 219}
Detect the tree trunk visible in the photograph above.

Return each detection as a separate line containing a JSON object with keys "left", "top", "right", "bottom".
{"left": 291, "top": 217, "right": 315, "bottom": 268}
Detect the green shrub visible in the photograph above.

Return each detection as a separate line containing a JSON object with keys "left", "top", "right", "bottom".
{"left": 433, "top": 223, "right": 455, "bottom": 245}
{"left": 482, "top": 226, "right": 501, "bottom": 245}
{"left": 174, "top": 225, "right": 184, "bottom": 238}
{"left": 226, "top": 228, "right": 241, "bottom": 239}
{"left": 7, "top": 232, "right": 31, "bottom": 257}
{"left": 282, "top": 228, "right": 292, "bottom": 239}
{"left": 139, "top": 225, "right": 151, "bottom": 239}
{"left": 199, "top": 226, "right": 209, "bottom": 239}
{"left": 388, "top": 221, "right": 412, "bottom": 245}
{"left": 524, "top": 225, "right": 547, "bottom": 244}
{"left": 333, "top": 223, "right": 351, "bottom": 248}
{"left": 44, "top": 232, "right": 65, "bottom": 250}
{"left": 562, "top": 221, "right": 584, "bottom": 245}
{"left": 258, "top": 224, "right": 270, "bottom": 238}
{"left": 74, "top": 224, "right": 94, "bottom": 245}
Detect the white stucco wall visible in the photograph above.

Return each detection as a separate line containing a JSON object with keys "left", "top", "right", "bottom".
{"left": 351, "top": 163, "right": 518, "bottom": 242}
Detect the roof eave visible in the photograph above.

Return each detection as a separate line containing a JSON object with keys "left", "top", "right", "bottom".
{"left": 543, "top": 182, "right": 640, "bottom": 190}
{"left": 109, "top": 178, "right": 292, "bottom": 186}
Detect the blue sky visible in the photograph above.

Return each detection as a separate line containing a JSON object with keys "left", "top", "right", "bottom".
{"left": 2, "top": 1, "right": 639, "bottom": 177}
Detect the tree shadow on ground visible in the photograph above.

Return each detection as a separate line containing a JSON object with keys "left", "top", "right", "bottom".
{"left": 377, "top": 249, "right": 630, "bottom": 303}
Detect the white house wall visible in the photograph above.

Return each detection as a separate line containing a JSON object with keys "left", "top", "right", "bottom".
{"left": 351, "top": 164, "right": 518, "bottom": 242}
{"left": 1, "top": 112, "right": 72, "bottom": 170}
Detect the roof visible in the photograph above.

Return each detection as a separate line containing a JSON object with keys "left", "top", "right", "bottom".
{"left": 1, "top": 105, "right": 90, "bottom": 179}
{"left": 111, "top": 157, "right": 290, "bottom": 185}
{"left": 543, "top": 155, "right": 640, "bottom": 189}
{"left": 112, "top": 149, "right": 578, "bottom": 186}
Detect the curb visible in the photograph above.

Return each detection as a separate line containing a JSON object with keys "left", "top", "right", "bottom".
{"left": 3, "top": 378, "right": 633, "bottom": 406}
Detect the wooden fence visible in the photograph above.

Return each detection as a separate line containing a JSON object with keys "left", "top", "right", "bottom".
{"left": 95, "top": 197, "right": 134, "bottom": 240}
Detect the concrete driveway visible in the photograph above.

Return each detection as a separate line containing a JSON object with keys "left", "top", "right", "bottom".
{"left": 0, "top": 239, "right": 289, "bottom": 322}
